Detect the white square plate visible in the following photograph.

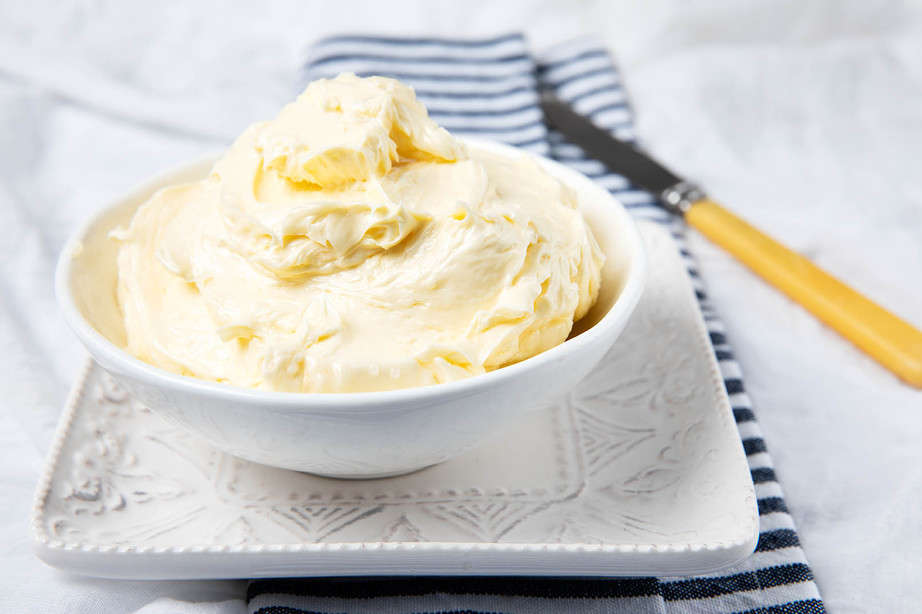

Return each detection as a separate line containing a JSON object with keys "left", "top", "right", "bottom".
{"left": 32, "top": 222, "right": 758, "bottom": 579}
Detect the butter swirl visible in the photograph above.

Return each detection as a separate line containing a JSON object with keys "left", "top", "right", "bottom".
{"left": 114, "top": 74, "right": 603, "bottom": 392}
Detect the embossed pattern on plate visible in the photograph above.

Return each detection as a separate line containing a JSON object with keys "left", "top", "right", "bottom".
{"left": 32, "top": 223, "right": 758, "bottom": 578}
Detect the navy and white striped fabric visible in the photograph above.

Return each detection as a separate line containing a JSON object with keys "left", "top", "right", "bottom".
{"left": 247, "top": 33, "right": 825, "bottom": 614}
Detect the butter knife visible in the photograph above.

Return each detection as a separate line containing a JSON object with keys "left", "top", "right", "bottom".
{"left": 540, "top": 94, "right": 922, "bottom": 388}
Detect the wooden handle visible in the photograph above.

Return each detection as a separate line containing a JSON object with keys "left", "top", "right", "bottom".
{"left": 685, "top": 198, "right": 922, "bottom": 388}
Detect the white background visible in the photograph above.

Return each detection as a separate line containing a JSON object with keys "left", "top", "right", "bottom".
{"left": 1, "top": 1, "right": 920, "bottom": 612}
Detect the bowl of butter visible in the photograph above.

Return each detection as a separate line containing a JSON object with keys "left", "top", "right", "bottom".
{"left": 57, "top": 74, "right": 645, "bottom": 478}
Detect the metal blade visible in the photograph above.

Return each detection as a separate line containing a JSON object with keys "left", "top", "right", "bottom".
{"left": 540, "top": 93, "right": 695, "bottom": 211}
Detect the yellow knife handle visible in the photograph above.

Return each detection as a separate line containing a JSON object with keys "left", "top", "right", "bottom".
{"left": 684, "top": 198, "right": 922, "bottom": 388}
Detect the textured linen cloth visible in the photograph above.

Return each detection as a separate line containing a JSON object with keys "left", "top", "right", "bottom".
{"left": 246, "top": 34, "right": 824, "bottom": 614}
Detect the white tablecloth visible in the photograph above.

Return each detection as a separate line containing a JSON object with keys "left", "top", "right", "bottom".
{"left": 1, "top": 1, "right": 919, "bottom": 612}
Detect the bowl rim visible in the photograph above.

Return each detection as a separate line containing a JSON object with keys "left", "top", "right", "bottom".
{"left": 56, "top": 137, "right": 647, "bottom": 410}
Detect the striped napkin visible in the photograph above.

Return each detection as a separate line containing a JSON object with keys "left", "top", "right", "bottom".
{"left": 247, "top": 33, "right": 825, "bottom": 614}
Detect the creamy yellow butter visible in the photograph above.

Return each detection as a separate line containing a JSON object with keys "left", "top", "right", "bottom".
{"left": 113, "top": 74, "right": 603, "bottom": 392}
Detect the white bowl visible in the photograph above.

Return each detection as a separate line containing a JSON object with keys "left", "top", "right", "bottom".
{"left": 56, "top": 139, "right": 646, "bottom": 478}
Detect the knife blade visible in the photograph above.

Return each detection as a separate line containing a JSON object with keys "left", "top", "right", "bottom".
{"left": 540, "top": 93, "right": 690, "bottom": 208}
{"left": 540, "top": 93, "right": 922, "bottom": 388}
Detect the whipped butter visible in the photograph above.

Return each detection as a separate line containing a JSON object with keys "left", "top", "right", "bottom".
{"left": 113, "top": 74, "right": 604, "bottom": 392}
